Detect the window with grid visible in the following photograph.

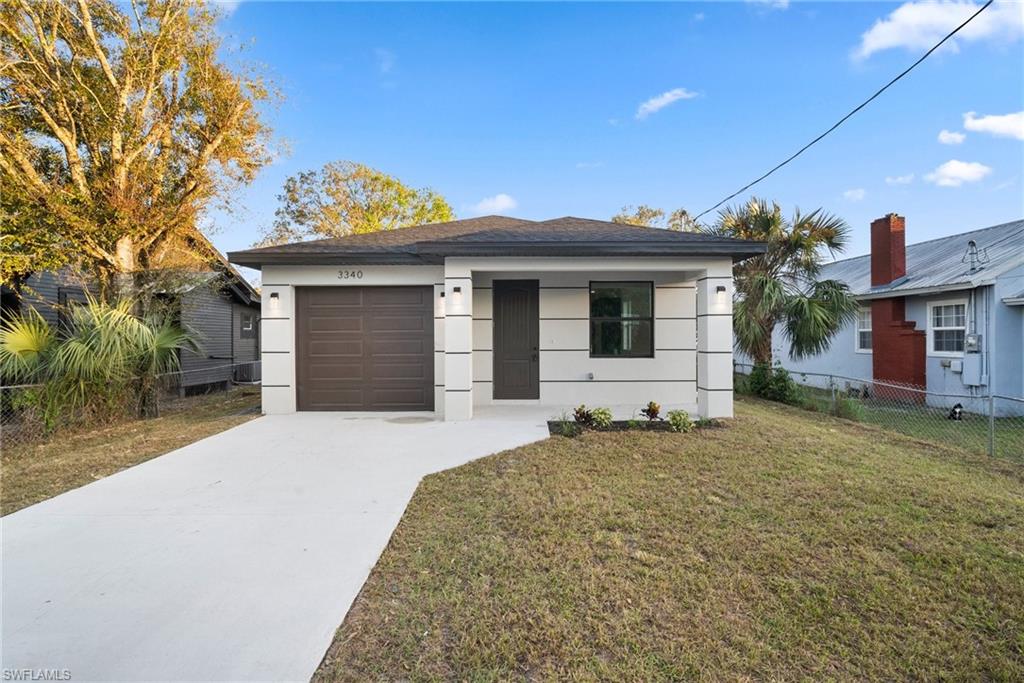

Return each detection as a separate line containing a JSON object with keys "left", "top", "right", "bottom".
{"left": 589, "top": 282, "right": 654, "bottom": 358}
{"left": 856, "top": 307, "right": 872, "bottom": 352}
{"left": 930, "top": 303, "right": 966, "bottom": 354}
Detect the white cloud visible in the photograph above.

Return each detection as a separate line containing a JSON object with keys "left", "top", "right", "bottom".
{"left": 924, "top": 159, "right": 992, "bottom": 187}
{"left": 374, "top": 48, "right": 396, "bottom": 74}
{"left": 885, "top": 173, "right": 915, "bottom": 185}
{"left": 843, "top": 188, "right": 866, "bottom": 201}
{"left": 853, "top": 0, "right": 1024, "bottom": 60}
{"left": 963, "top": 110, "right": 1024, "bottom": 140}
{"left": 938, "top": 129, "right": 966, "bottom": 144}
{"left": 747, "top": 0, "right": 790, "bottom": 9}
{"left": 635, "top": 88, "right": 699, "bottom": 120}
{"left": 693, "top": 12, "right": 705, "bottom": 22}
{"left": 472, "top": 193, "right": 518, "bottom": 214}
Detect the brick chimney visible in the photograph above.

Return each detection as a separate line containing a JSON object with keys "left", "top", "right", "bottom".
{"left": 870, "top": 213, "right": 906, "bottom": 287}
{"left": 867, "top": 213, "right": 926, "bottom": 394}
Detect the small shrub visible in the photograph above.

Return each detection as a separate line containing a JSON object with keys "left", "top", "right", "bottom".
{"left": 591, "top": 407, "right": 613, "bottom": 429}
{"left": 641, "top": 401, "right": 662, "bottom": 421}
{"left": 667, "top": 409, "right": 694, "bottom": 433}
{"left": 626, "top": 419, "right": 641, "bottom": 430}
{"left": 748, "top": 362, "right": 803, "bottom": 405}
{"left": 553, "top": 412, "right": 581, "bottom": 438}
{"left": 573, "top": 404, "right": 594, "bottom": 427}
{"left": 695, "top": 417, "right": 721, "bottom": 429}
{"left": 834, "top": 396, "right": 867, "bottom": 422}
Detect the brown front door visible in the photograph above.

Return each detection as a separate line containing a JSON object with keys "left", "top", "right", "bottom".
{"left": 295, "top": 286, "right": 434, "bottom": 411}
{"left": 493, "top": 280, "right": 539, "bottom": 400}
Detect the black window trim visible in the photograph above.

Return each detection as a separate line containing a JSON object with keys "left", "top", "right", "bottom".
{"left": 588, "top": 280, "right": 655, "bottom": 359}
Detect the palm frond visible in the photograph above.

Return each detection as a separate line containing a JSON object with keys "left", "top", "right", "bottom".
{"left": 781, "top": 280, "right": 859, "bottom": 360}
{"left": 0, "top": 307, "right": 54, "bottom": 383}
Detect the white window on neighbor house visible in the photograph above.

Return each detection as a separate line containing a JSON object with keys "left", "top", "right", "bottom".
{"left": 927, "top": 300, "right": 967, "bottom": 356}
{"left": 855, "top": 307, "right": 872, "bottom": 353}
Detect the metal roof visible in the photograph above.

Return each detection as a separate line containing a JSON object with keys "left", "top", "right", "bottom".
{"left": 228, "top": 216, "right": 767, "bottom": 268}
{"left": 821, "top": 219, "right": 1024, "bottom": 299}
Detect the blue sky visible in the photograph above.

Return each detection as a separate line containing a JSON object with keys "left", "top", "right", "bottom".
{"left": 210, "top": 1, "right": 1024, "bottom": 273}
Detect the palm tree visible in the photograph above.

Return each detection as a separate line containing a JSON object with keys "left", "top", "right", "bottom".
{"left": 0, "top": 297, "right": 198, "bottom": 429}
{"left": 710, "top": 198, "right": 859, "bottom": 365}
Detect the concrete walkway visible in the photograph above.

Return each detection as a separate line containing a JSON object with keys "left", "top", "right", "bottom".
{"left": 1, "top": 408, "right": 550, "bottom": 681}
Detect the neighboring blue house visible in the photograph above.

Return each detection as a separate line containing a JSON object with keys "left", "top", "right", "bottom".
{"left": 754, "top": 214, "right": 1023, "bottom": 415}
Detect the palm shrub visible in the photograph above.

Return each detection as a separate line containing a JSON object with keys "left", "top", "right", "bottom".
{"left": 0, "top": 297, "right": 198, "bottom": 432}
{"left": 709, "top": 198, "right": 859, "bottom": 365}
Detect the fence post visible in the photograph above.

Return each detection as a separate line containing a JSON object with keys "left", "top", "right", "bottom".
{"left": 988, "top": 388, "right": 995, "bottom": 457}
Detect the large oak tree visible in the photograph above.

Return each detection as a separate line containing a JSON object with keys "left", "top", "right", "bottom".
{"left": 257, "top": 161, "right": 455, "bottom": 246}
{"left": 611, "top": 204, "right": 702, "bottom": 232}
{"left": 0, "top": 0, "right": 273, "bottom": 292}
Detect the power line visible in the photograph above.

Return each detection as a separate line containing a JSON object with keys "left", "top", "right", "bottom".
{"left": 694, "top": 0, "right": 994, "bottom": 221}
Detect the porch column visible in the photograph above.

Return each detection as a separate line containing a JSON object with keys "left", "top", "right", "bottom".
{"left": 697, "top": 273, "right": 734, "bottom": 418}
{"left": 443, "top": 262, "right": 473, "bottom": 421}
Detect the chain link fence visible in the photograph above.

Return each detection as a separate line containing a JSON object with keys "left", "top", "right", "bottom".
{"left": 735, "top": 363, "right": 1024, "bottom": 462}
{"left": 1, "top": 360, "right": 261, "bottom": 453}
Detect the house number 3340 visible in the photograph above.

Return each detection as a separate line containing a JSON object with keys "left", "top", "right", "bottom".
{"left": 338, "top": 269, "right": 363, "bottom": 280}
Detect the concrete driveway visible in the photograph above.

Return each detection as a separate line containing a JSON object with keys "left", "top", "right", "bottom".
{"left": 1, "top": 408, "right": 549, "bottom": 681}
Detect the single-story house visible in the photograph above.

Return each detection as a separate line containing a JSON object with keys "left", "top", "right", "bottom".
{"left": 1, "top": 240, "right": 262, "bottom": 394}
{"left": 228, "top": 216, "right": 765, "bottom": 421}
{"left": 758, "top": 214, "right": 1024, "bottom": 414}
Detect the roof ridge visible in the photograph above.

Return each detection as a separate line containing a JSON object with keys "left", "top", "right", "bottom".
{"left": 824, "top": 218, "right": 1024, "bottom": 268}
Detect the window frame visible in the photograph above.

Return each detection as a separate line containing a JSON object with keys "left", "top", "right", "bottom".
{"left": 588, "top": 280, "right": 655, "bottom": 359}
{"left": 926, "top": 298, "right": 968, "bottom": 358}
{"left": 239, "top": 310, "right": 256, "bottom": 339}
{"left": 854, "top": 305, "right": 872, "bottom": 354}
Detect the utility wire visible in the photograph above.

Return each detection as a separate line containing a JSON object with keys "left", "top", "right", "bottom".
{"left": 694, "top": 0, "right": 994, "bottom": 221}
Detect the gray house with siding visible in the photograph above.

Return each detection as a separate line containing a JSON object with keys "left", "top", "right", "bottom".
{"left": 760, "top": 215, "right": 1023, "bottom": 415}
{"left": 2, "top": 252, "right": 261, "bottom": 394}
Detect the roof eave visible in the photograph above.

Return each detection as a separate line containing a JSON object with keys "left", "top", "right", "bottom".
{"left": 416, "top": 240, "right": 767, "bottom": 261}
{"left": 227, "top": 251, "right": 436, "bottom": 269}
{"left": 854, "top": 281, "right": 978, "bottom": 300}
{"left": 229, "top": 240, "right": 767, "bottom": 268}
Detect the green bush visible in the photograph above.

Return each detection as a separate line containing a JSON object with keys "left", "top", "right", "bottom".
{"left": 553, "top": 411, "right": 581, "bottom": 438}
{"left": 834, "top": 395, "right": 867, "bottom": 422}
{"left": 667, "top": 409, "right": 694, "bottom": 433}
{"left": 0, "top": 298, "right": 198, "bottom": 433}
{"left": 748, "top": 362, "right": 803, "bottom": 405}
{"left": 591, "top": 407, "right": 613, "bottom": 429}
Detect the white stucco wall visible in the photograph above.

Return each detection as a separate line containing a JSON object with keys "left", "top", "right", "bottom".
{"left": 257, "top": 257, "right": 736, "bottom": 420}
{"left": 469, "top": 270, "right": 697, "bottom": 412}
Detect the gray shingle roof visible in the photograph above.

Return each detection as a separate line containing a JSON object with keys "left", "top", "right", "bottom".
{"left": 228, "top": 215, "right": 766, "bottom": 267}
{"left": 822, "top": 219, "right": 1024, "bottom": 298}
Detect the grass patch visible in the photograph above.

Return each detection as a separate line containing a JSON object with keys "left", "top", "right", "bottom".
{"left": 1, "top": 387, "right": 260, "bottom": 515}
{"left": 316, "top": 396, "right": 1024, "bottom": 681}
{"left": 794, "top": 384, "right": 1024, "bottom": 462}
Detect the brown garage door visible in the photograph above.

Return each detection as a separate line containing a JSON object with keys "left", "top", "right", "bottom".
{"left": 296, "top": 286, "right": 434, "bottom": 411}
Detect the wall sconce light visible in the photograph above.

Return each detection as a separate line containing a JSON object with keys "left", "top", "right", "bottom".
{"left": 269, "top": 292, "right": 280, "bottom": 308}
{"left": 452, "top": 286, "right": 462, "bottom": 304}
{"left": 439, "top": 291, "right": 445, "bottom": 298}
{"left": 715, "top": 285, "right": 727, "bottom": 295}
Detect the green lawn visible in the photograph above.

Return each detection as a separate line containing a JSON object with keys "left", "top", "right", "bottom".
{"left": 768, "top": 381, "right": 1024, "bottom": 462}
{"left": 315, "top": 397, "right": 1024, "bottom": 681}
